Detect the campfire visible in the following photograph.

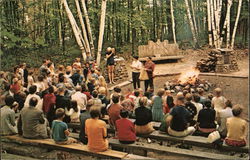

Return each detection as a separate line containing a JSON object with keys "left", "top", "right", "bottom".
{"left": 164, "top": 67, "right": 211, "bottom": 93}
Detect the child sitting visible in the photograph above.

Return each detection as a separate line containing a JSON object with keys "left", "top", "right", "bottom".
{"left": 52, "top": 108, "right": 77, "bottom": 144}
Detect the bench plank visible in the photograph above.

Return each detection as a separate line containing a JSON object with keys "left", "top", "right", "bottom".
{"left": 139, "top": 56, "right": 184, "bottom": 62}
{"left": 2, "top": 135, "right": 128, "bottom": 159}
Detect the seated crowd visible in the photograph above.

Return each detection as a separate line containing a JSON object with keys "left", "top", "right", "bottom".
{"left": 0, "top": 58, "right": 248, "bottom": 153}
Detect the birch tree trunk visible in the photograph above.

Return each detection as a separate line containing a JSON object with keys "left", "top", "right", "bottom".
{"left": 96, "top": 0, "right": 107, "bottom": 66}
{"left": 184, "top": 0, "right": 198, "bottom": 46}
{"left": 62, "top": 0, "right": 86, "bottom": 61}
{"left": 219, "top": 0, "right": 232, "bottom": 48}
{"left": 170, "top": 0, "right": 176, "bottom": 44}
{"left": 210, "top": 0, "right": 219, "bottom": 48}
{"left": 226, "top": 5, "right": 231, "bottom": 48}
{"left": 80, "top": 0, "right": 95, "bottom": 53}
{"left": 231, "top": 0, "right": 243, "bottom": 49}
{"left": 75, "top": 0, "right": 91, "bottom": 54}
{"left": 190, "top": 0, "right": 198, "bottom": 35}
{"left": 206, "top": 0, "right": 212, "bottom": 46}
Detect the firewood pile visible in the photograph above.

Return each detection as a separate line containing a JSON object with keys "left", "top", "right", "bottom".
{"left": 196, "top": 49, "right": 239, "bottom": 73}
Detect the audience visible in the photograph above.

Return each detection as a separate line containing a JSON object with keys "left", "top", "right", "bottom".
{"left": 192, "top": 94, "right": 203, "bottom": 121}
{"left": 65, "top": 100, "right": 80, "bottom": 123}
{"left": 212, "top": 88, "right": 227, "bottom": 115}
{"left": 184, "top": 93, "right": 197, "bottom": 126}
{"left": 71, "top": 86, "right": 87, "bottom": 112}
{"left": 85, "top": 106, "right": 108, "bottom": 152}
{"left": 52, "top": 108, "right": 77, "bottom": 144}
{"left": 134, "top": 97, "right": 154, "bottom": 135}
{"left": 225, "top": 105, "right": 247, "bottom": 147}
{"left": 107, "top": 93, "right": 123, "bottom": 128}
{"left": 115, "top": 109, "right": 136, "bottom": 144}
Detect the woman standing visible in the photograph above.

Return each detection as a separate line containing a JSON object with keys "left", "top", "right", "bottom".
{"left": 130, "top": 56, "right": 142, "bottom": 89}
{"left": 151, "top": 89, "right": 165, "bottom": 122}
{"left": 106, "top": 47, "right": 115, "bottom": 84}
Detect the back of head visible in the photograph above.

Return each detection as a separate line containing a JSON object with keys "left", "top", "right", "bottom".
{"left": 75, "top": 86, "right": 82, "bottom": 92}
{"left": 133, "top": 56, "right": 139, "bottom": 60}
{"left": 185, "top": 93, "right": 192, "bottom": 102}
{"left": 5, "top": 95, "right": 14, "bottom": 106}
{"left": 197, "top": 88, "right": 204, "bottom": 95}
{"left": 120, "top": 109, "right": 129, "bottom": 118}
{"left": 134, "top": 90, "right": 140, "bottom": 97}
{"left": 29, "top": 85, "right": 37, "bottom": 94}
{"left": 58, "top": 75, "right": 65, "bottom": 83}
{"left": 57, "top": 86, "right": 65, "bottom": 94}
{"left": 29, "top": 97, "right": 38, "bottom": 107}
{"left": 232, "top": 104, "right": 243, "bottom": 117}
{"left": 48, "top": 86, "right": 54, "bottom": 94}
{"left": 86, "top": 99, "right": 94, "bottom": 110}
{"left": 177, "top": 96, "right": 185, "bottom": 104}
{"left": 37, "top": 75, "right": 44, "bottom": 82}
{"left": 139, "top": 96, "right": 148, "bottom": 107}
{"left": 98, "top": 87, "right": 106, "bottom": 95}
{"left": 193, "top": 94, "right": 200, "bottom": 103}
{"left": 112, "top": 93, "right": 120, "bottom": 104}
{"left": 90, "top": 106, "right": 101, "bottom": 118}
{"left": 214, "top": 88, "right": 222, "bottom": 96}
{"left": 225, "top": 100, "right": 233, "bottom": 108}
{"left": 55, "top": 108, "right": 65, "bottom": 119}
{"left": 92, "top": 90, "right": 98, "bottom": 98}
{"left": 157, "top": 88, "right": 165, "bottom": 97}
{"left": 204, "top": 100, "right": 212, "bottom": 108}
{"left": 114, "top": 87, "right": 121, "bottom": 93}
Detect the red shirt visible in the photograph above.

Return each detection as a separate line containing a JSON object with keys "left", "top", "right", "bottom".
{"left": 108, "top": 103, "right": 122, "bottom": 126}
{"left": 83, "top": 91, "right": 91, "bottom": 100}
{"left": 10, "top": 83, "right": 20, "bottom": 94}
{"left": 115, "top": 118, "right": 136, "bottom": 141}
{"left": 42, "top": 93, "right": 56, "bottom": 113}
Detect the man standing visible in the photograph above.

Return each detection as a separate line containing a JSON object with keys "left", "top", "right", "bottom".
{"left": 130, "top": 56, "right": 142, "bottom": 89}
{"left": 144, "top": 57, "right": 155, "bottom": 92}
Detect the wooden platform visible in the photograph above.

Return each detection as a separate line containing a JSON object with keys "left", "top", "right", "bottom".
{"left": 139, "top": 55, "right": 184, "bottom": 62}
{"left": 1, "top": 135, "right": 152, "bottom": 159}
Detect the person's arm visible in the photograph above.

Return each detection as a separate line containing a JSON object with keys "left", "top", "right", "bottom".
{"left": 39, "top": 112, "right": 45, "bottom": 124}
{"left": 64, "top": 129, "right": 70, "bottom": 136}
{"left": 243, "top": 121, "right": 247, "bottom": 141}
{"left": 10, "top": 111, "right": 16, "bottom": 126}
{"left": 102, "top": 122, "right": 108, "bottom": 139}
{"left": 106, "top": 52, "right": 113, "bottom": 59}
{"left": 166, "top": 115, "right": 173, "bottom": 126}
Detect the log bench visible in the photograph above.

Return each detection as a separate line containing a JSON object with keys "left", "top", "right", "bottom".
{"left": 69, "top": 133, "right": 248, "bottom": 160}
{"left": 67, "top": 122, "right": 249, "bottom": 153}
{"left": 1, "top": 135, "right": 152, "bottom": 159}
{"left": 139, "top": 55, "right": 184, "bottom": 62}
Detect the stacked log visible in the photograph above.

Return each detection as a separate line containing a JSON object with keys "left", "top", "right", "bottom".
{"left": 196, "top": 49, "right": 239, "bottom": 73}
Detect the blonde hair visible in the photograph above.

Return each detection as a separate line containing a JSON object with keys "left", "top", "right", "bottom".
{"left": 214, "top": 88, "right": 222, "bottom": 96}
{"left": 157, "top": 88, "right": 165, "bottom": 97}
{"left": 139, "top": 96, "right": 148, "bottom": 107}
{"left": 98, "top": 87, "right": 106, "bottom": 95}
{"left": 98, "top": 76, "right": 107, "bottom": 87}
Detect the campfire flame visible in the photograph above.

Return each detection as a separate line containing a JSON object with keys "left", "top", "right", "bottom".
{"left": 178, "top": 68, "right": 200, "bottom": 85}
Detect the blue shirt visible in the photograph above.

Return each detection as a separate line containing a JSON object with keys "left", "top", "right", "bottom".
{"left": 52, "top": 120, "right": 68, "bottom": 142}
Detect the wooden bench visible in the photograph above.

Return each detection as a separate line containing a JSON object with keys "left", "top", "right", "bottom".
{"left": 69, "top": 133, "right": 248, "bottom": 160}
{"left": 139, "top": 55, "right": 184, "bottom": 62}
{"left": 1, "top": 135, "right": 152, "bottom": 159}
{"left": 140, "top": 131, "right": 249, "bottom": 153}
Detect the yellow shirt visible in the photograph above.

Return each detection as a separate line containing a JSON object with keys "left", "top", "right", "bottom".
{"left": 85, "top": 118, "right": 108, "bottom": 152}
{"left": 226, "top": 117, "right": 247, "bottom": 141}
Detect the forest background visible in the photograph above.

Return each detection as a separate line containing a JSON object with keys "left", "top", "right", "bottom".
{"left": 0, "top": 0, "right": 249, "bottom": 71}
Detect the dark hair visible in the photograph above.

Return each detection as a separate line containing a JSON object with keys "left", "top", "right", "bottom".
{"left": 58, "top": 76, "right": 65, "bottom": 83}
{"left": 148, "top": 57, "right": 152, "bottom": 60}
{"left": 232, "top": 105, "right": 243, "bottom": 117}
{"left": 134, "top": 90, "right": 140, "bottom": 97}
{"left": 71, "top": 100, "right": 79, "bottom": 112}
{"left": 120, "top": 109, "right": 129, "bottom": 118}
{"left": 193, "top": 94, "right": 200, "bottom": 103}
{"left": 29, "top": 97, "right": 38, "bottom": 107}
{"left": 37, "top": 75, "right": 44, "bottom": 82}
{"left": 204, "top": 100, "right": 212, "bottom": 108}
{"left": 114, "top": 87, "right": 121, "bottom": 93}
{"left": 48, "top": 86, "right": 54, "bottom": 93}
{"left": 91, "top": 69, "right": 95, "bottom": 73}
{"left": 47, "top": 62, "right": 53, "bottom": 68}
{"left": 81, "top": 84, "right": 88, "bottom": 92}
{"left": 144, "top": 91, "right": 151, "bottom": 99}
{"left": 92, "top": 90, "right": 98, "bottom": 98}
{"left": 133, "top": 56, "right": 139, "bottom": 60}
{"left": 5, "top": 96, "right": 14, "bottom": 106}
{"left": 177, "top": 96, "right": 185, "bottom": 103}
{"left": 29, "top": 85, "right": 37, "bottom": 94}
{"left": 55, "top": 108, "right": 65, "bottom": 119}
{"left": 90, "top": 106, "right": 101, "bottom": 118}
{"left": 112, "top": 94, "right": 120, "bottom": 104}
{"left": 225, "top": 100, "right": 233, "bottom": 108}
{"left": 58, "top": 73, "right": 64, "bottom": 78}
{"left": 4, "top": 83, "right": 11, "bottom": 91}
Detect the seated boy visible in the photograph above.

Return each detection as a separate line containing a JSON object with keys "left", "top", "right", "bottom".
{"left": 52, "top": 108, "right": 77, "bottom": 144}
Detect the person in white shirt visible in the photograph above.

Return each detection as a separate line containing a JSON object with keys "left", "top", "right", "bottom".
{"left": 24, "top": 85, "right": 43, "bottom": 111}
{"left": 211, "top": 88, "right": 227, "bottom": 115}
{"left": 217, "top": 100, "right": 233, "bottom": 137}
{"left": 66, "top": 100, "right": 80, "bottom": 123}
{"left": 130, "top": 56, "right": 142, "bottom": 89}
{"left": 71, "top": 86, "right": 87, "bottom": 112}
{"left": 192, "top": 94, "right": 203, "bottom": 121}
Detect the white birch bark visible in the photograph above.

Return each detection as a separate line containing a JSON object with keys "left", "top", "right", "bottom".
{"left": 96, "top": 0, "right": 107, "bottom": 66}
{"left": 231, "top": 0, "right": 243, "bottom": 49}
{"left": 210, "top": 0, "right": 218, "bottom": 48}
{"left": 184, "top": 0, "right": 198, "bottom": 45}
{"left": 80, "top": 0, "right": 95, "bottom": 53}
{"left": 226, "top": 5, "right": 231, "bottom": 48}
{"left": 190, "top": 0, "right": 198, "bottom": 35}
{"left": 62, "top": 0, "right": 86, "bottom": 60}
{"left": 170, "top": 0, "right": 176, "bottom": 44}
{"left": 75, "top": 0, "right": 91, "bottom": 54}
{"left": 206, "top": 0, "right": 212, "bottom": 46}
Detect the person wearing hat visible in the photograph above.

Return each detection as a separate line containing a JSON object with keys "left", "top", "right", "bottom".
{"left": 130, "top": 56, "right": 142, "bottom": 89}
{"left": 106, "top": 47, "right": 115, "bottom": 84}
